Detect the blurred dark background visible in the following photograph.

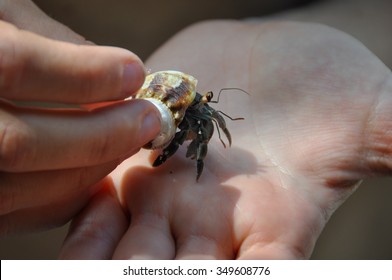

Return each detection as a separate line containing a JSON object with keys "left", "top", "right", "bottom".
{"left": 1, "top": 0, "right": 391, "bottom": 259}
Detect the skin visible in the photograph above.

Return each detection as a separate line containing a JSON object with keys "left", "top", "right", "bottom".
{"left": 59, "top": 21, "right": 392, "bottom": 259}
{"left": 0, "top": 0, "right": 160, "bottom": 235}
{"left": 2, "top": 0, "right": 392, "bottom": 259}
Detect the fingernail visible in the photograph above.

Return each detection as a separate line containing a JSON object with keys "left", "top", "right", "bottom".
{"left": 122, "top": 62, "right": 145, "bottom": 96}
{"left": 139, "top": 108, "right": 161, "bottom": 146}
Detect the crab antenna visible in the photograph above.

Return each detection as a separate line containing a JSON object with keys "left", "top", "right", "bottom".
{"left": 210, "top": 88, "right": 250, "bottom": 104}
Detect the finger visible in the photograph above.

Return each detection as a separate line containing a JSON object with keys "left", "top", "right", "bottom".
{"left": 236, "top": 240, "right": 303, "bottom": 259}
{"left": 0, "top": 20, "right": 144, "bottom": 103}
{"left": 59, "top": 182, "right": 128, "bottom": 259}
{"left": 172, "top": 208, "right": 235, "bottom": 260}
{"left": 0, "top": 178, "right": 102, "bottom": 236}
{"left": 112, "top": 214, "right": 175, "bottom": 259}
{"left": 236, "top": 242, "right": 273, "bottom": 259}
{"left": 175, "top": 235, "right": 233, "bottom": 260}
{"left": 0, "top": 0, "right": 88, "bottom": 44}
{"left": 0, "top": 160, "right": 122, "bottom": 216}
{"left": 0, "top": 100, "right": 160, "bottom": 172}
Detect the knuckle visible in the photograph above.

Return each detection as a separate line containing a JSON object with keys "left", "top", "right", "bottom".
{"left": 0, "top": 176, "right": 16, "bottom": 215}
{"left": 0, "top": 214, "right": 12, "bottom": 237}
{"left": 75, "top": 67, "right": 97, "bottom": 102}
{"left": 0, "top": 24, "right": 24, "bottom": 97}
{"left": 0, "top": 120, "right": 33, "bottom": 171}
{"left": 74, "top": 167, "right": 93, "bottom": 191}
{"left": 88, "top": 131, "right": 114, "bottom": 163}
{"left": 76, "top": 63, "right": 110, "bottom": 103}
{"left": 69, "top": 216, "right": 111, "bottom": 247}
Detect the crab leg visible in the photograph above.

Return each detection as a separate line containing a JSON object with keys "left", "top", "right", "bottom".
{"left": 152, "top": 128, "right": 188, "bottom": 167}
{"left": 196, "top": 139, "right": 211, "bottom": 181}
{"left": 211, "top": 110, "right": 232, "bottom": 146}
{"left": 195, "top": 120, "right": 214, "bottom": 180}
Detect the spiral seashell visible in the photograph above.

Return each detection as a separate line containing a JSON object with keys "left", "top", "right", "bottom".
{"left": 135, "top": 70, "right": 197, "bottom": 149}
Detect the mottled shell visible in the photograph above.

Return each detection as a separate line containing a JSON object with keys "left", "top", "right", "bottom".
{"left": 135, "top": 70, "right": 197, "bottom": 149}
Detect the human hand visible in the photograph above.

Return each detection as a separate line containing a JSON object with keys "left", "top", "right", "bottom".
{"left": 0, "top": 1, "right": 160, "bottom": 235}
{"left": 59, "top": 21, "right": 392, "bottom": 259}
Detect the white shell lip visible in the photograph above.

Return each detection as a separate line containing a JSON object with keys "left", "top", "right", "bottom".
{"left": 143, "top": 98, "right": 176, "bottom": 149}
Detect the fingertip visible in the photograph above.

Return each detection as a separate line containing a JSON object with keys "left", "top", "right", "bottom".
{"left": 121, "top": 60, "right": 145, "bottom": 97}
{"left": 126, "top": 99, "right": 161, "bottom": 147}
{"left": 105, "top": 99, "right": 161, "bottom": 156}
{"left": 73, "top": 45, "right": 146, "bottom": 102}
{"left": 100, "top": 46, "right": 145, "bottom": 98}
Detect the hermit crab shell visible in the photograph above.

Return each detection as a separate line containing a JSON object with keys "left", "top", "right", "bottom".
{"left": 135, "top": 70, "right": 197, "bottom": 149}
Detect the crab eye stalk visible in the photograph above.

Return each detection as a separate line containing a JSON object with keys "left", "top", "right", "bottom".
{"left": 201, "top": 91, "right": 213, "bottom": 103}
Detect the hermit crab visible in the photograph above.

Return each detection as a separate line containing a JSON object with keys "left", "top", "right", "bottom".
{"left": 134, "top": 70, "right": 243, "bottom": 180}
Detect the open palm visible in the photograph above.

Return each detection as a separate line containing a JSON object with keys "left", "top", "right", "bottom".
{"left": 60, "top": 21, "right": 392, "bottom": 259}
